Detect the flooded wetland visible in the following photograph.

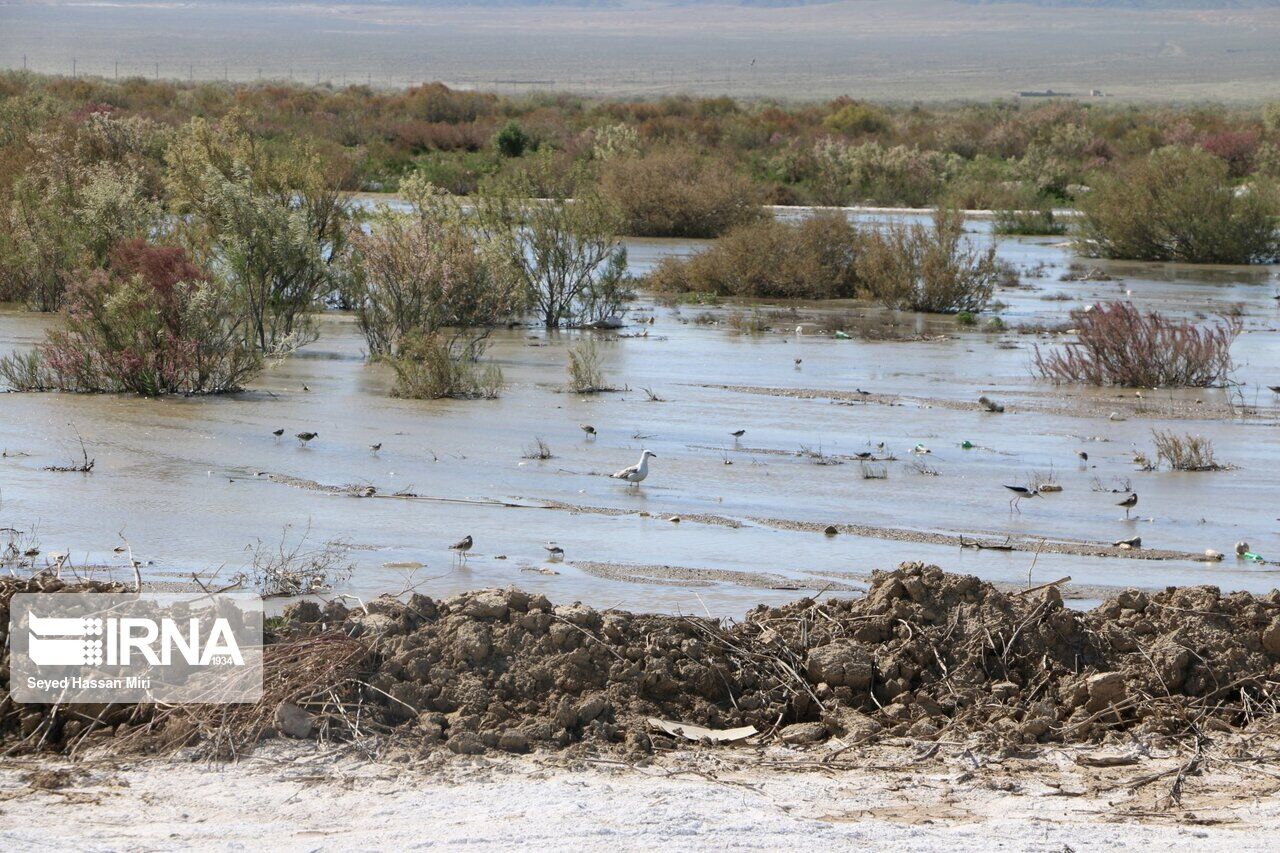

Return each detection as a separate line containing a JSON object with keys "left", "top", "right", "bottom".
{"left": 3, "top": 212, "right": 1277, "bottom": 615}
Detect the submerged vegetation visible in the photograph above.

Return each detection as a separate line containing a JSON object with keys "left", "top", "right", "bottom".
{"left": 856, "top": 209, "right": 999, "bottom": 314}
{"left": 647, "top": 214, "right": 860, "bottom": 299}
{"left": 648, "top": 209, "right": 998, "bottom": 312}
{"left": 598, "top": 147, "right": 763, "bottom": 238}
{"left": 1150, "top": 430, "right": 1226, "bottom": 472}
{"left": 566, "top": 338, "right": 609, "bottom": 393}
{"left": 0, "top": 240, "right": 261, "bottom": 394}
{"left": 1, "top": 71, "right": 1277, "bottom": 394}
{"left": 1033, "top": 302, "right": 1240, "bottom": 388}
{"left": 387, "top": 332, "right": 504, "bottom": 400}
{"left": 1076, "top": 147, "right": 1280, "bottom": 264}
{"left": 347, "top": 175, "right": 520, "bottom": 358}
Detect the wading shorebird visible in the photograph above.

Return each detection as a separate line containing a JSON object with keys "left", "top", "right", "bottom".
{"left": 611, "top": 450, "right": 656, "bottom": 487}
{"left": 730, "top": 429, "right": 746, "bottom": 439}
{"left": 544, "top": 543, "right": 565, "bottom": 561}
{"left": 295, "top": 431, "right": 318, "bottom": 446}
{"left": 580, "top": 424, "right": 597, "bottom": 438}
{"left": 370, "top": 443, "right": 382, "bottom": 453}
{"left": 450, "top": 535, "right": 473, "bottom": 563}
{"left": 1003, "top": 484, "right": 1038, "bottom": 513}
{"left": 272, "top": 428, "right": 284, "bottom": 437}
{"left": 1117, "top": 492, "right": 1138, "bottom": 519}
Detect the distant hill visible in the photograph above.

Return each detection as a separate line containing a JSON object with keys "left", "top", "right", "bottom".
{"left": 36, "top": 0, "right": 1278, "bottom": 6}
{"left": 958, "top": 0, "right": 1280, "bottom": 6}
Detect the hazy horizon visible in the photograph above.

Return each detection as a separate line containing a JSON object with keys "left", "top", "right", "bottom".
{"left": 2, "top": 0, "right": 1279, "bottom": 101}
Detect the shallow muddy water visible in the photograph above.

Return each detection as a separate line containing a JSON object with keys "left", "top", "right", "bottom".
{"left": 2, "top": 216, "right": 1279, "bottom": 616}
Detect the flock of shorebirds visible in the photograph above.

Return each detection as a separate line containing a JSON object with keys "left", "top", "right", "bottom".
{"left": 270, "top": 423, "right": 688, "bottom": 565}
{"left": 270, "top": 415, "right": 1156, "bottom": 565}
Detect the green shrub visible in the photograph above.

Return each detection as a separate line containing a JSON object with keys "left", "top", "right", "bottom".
{"left": 166, "top": 114, "right": 350, "bottom": 353}
{"left": 495, "top": 122, "right": 530, "bottom": 158}
{"left": 598, "top": 147, "right": 763, "bottom": 238}
{"left": 475, "top": 166, "right": 631, "bottom": 328}
{"left": 992, "top": 200, "right": 1067, "bottom": 236}
{"left": 810, "top": 141, "right": 960, "bottom": 207}
{"left": 348, "top": 177, "right": 519, "bottom": 357}
{"left": 822, "top": 101, "right": 890, "bottom": 136}
{"left": 566, "top": 338, "right": 608, "bottom": 393}
{"left": 388, "top": 332, "right": 503, "bottom": 399}
{"left": 646, "top": 214, "right": 861, "bottom": 299}
{"left": 856, "top": 209, "right": 999, "bottom": 314}
{"left": 1076, "top": 146, "right": 1280, "bottom": 264}
{"left": 1, "top": 112, "right": 163, "bottom": 310}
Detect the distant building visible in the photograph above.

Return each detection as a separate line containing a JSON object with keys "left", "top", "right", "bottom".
{"left": 1017, "top": 89, "right": 1072, "bottom": 98}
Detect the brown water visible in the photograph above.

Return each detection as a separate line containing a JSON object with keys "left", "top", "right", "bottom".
{"left": 2, "top": 217, "right": 1279, "bottom": 615}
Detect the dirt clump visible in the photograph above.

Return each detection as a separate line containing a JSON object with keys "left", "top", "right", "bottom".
{"left": 3, "top": 564, "right": 1279, "bottom": 757}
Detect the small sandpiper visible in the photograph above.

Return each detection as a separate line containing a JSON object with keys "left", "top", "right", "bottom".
{"left": 272, "top": 428, "right": 284, "bottom": 437}
{"left": 295, "top": 431, "right": 318, "bottom": 446}
{"left": 580, "top": 424, "right": 597, "bottom": 438}
{"left": 730, "top": 429, "right": 745, "bottom": 439}
{"left": 370, "top": 443, "right": 382, "bottom": 453}
{"left": 544, "top": 543, "right": 565, "bottom": 561}
{"left": 450, "top": 535, "right": 473, "bottom": 562}
{"left": 1117, "top": 492, "right": 1138, "bottom": 519}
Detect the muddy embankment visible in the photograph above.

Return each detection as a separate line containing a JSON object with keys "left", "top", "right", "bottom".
{"left": 3, "top": 563, "right": 1280, "bottom": 759}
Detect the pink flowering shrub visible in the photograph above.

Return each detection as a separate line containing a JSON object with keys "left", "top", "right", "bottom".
{"left": 2, "top": 239, "right": 260, "bottom": 395}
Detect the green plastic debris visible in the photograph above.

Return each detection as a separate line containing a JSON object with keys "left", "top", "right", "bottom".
{"left": 1243, "top": 552, "right": 1264, "bottom": 562}
{"left": 960, "top": 440, "right": 974, "bottom": 449}
{"left": 834, "top": 330, "right": 851, "bottom": 339}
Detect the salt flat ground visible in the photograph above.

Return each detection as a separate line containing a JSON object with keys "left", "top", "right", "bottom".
{"left": 3, "top": 0, "right": 1280, "bottom": 100}
{"left": 2, "top": 740, "right": 1279, "bottom": 850}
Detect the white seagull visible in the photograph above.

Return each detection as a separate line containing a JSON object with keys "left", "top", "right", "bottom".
{"left": 611, "top": 450, "right": 657, "bottom": 487}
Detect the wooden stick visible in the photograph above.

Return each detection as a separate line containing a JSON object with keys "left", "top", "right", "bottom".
{"left": 1011, "top": 575, "right": 1071, "bottom": 597}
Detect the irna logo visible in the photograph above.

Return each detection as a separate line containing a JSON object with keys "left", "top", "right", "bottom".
{"left": 10, "top": 592, "right": 263, "bottom": 704}
{"left": 27, "top": 613, "right": 245, "bottom": 667}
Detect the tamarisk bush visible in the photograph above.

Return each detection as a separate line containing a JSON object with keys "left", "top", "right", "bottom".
{"left": 1033, "top": 301, "right": 1239, "bottom": 387}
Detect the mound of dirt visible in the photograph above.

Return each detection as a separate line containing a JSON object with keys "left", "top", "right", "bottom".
{"left": 4, "top": 563, "right": 1280, "bottom": 757}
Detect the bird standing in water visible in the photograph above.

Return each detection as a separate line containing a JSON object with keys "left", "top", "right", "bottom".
{"left": 1117, "top": 492, "right": 1138, "bottom": 519}
{"left": 450, "top": 535, "right": 473, "bottom": 563}
{"left": 370, "top": 443, "right": 382, "bottom": 453}
{"left": 544, "top": 543, "right": 565, "bottom": 561}
{"left": 730, "top": 429, "right": 745, "bottom": 440}
{"left": 1003, "top": 484, "right": 1038, "bottom": 513}
{"left": 580, "top": 424, "right": 597, "bottom": 439}
{"left": 611, "top": 450, "right": 657, "bottom": 487}
{"left": 272, "top": 428, "right": 284, "bottom": 438}
{"left": 296, "top": 431, "right": 318, "bottom": 446}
